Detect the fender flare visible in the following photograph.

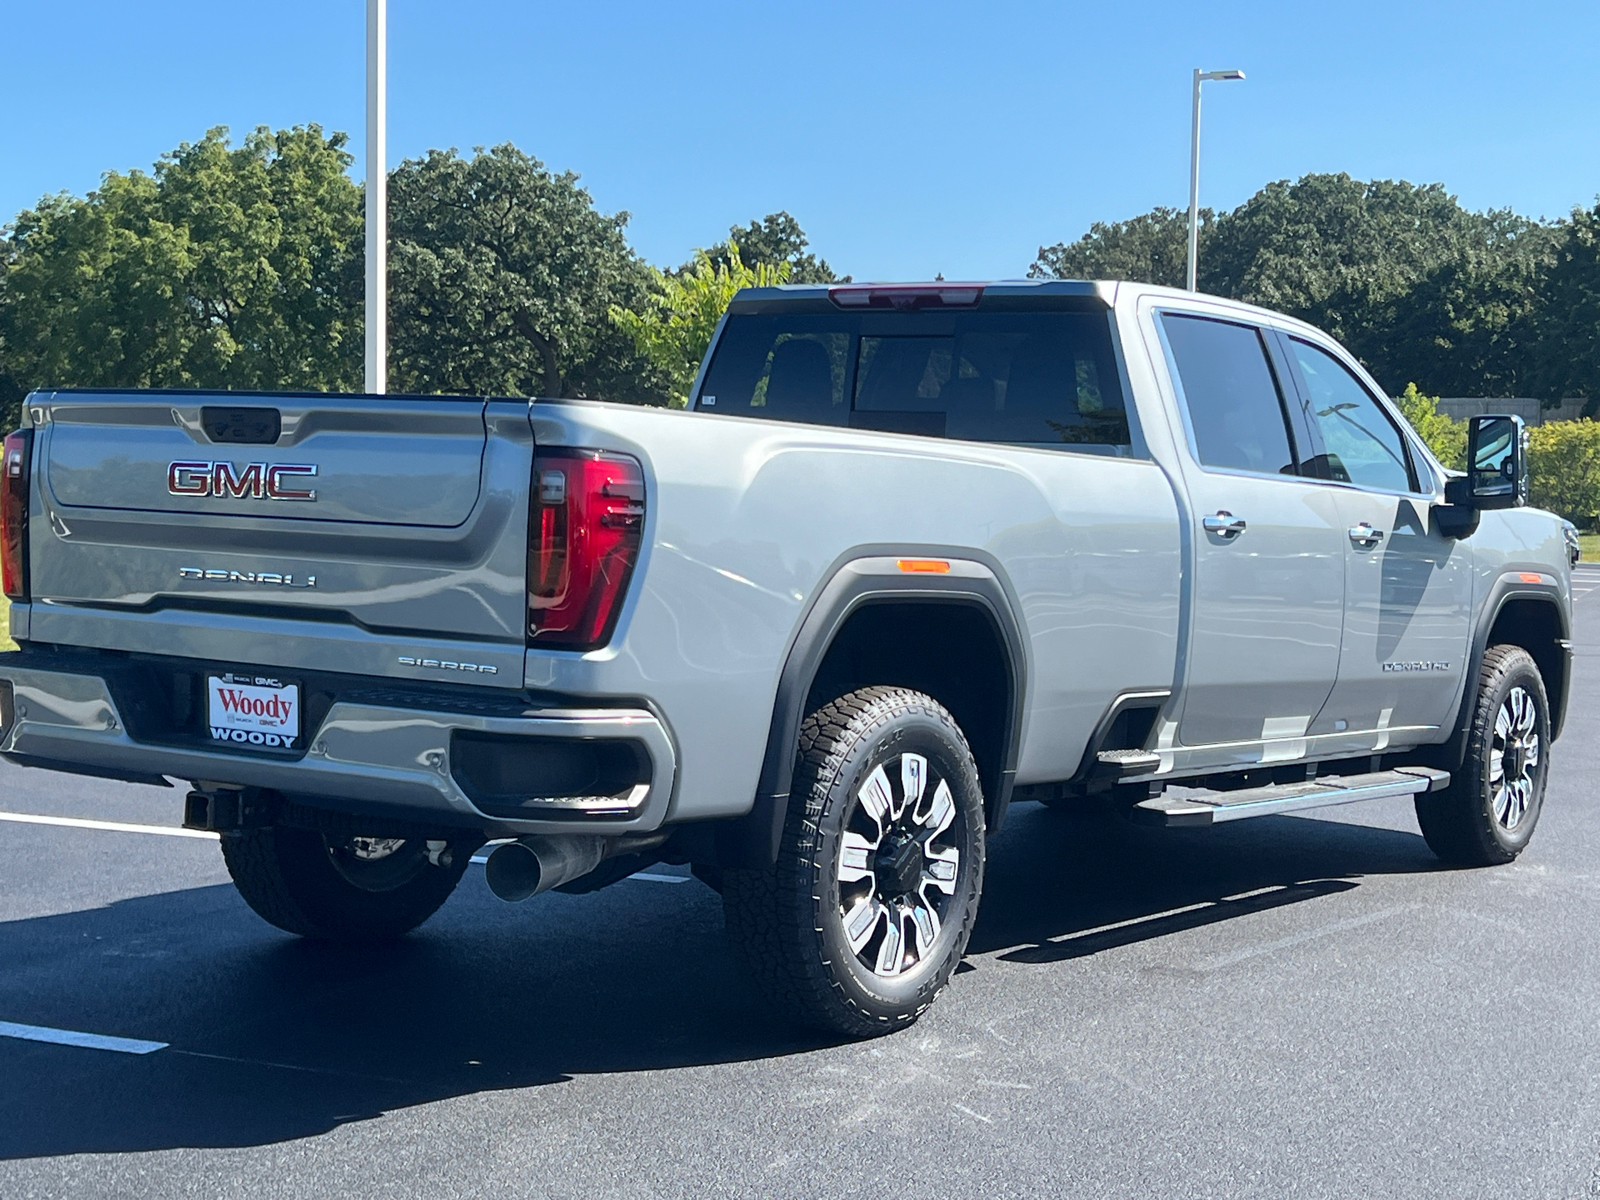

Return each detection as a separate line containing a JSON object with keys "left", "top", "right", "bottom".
{"left": 1430, "top": 574, "right": 1571, "bottom": 769}
{"left": 716, "top": 549, "right": 1029, "bottom": 869}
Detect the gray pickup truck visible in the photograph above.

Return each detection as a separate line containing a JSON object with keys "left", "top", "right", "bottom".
{"left": 0, "top": 280, "right": 1575, "bottom": 1036}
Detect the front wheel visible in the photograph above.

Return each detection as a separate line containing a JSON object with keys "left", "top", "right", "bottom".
{"left": 1415, "top": 644, "right": 1551, "bottom": 866}
{"left": 221, "top": 826, "right": 471, "bottom": 941}
{"left": 722, "top": 687, "right": 987, "bottom": 1038}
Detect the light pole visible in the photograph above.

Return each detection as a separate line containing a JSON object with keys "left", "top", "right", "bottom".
{"left": 365, "top": 0, "right": 387, "bottom": 394}
{"left": 1187, "top": 67, "right": 1244, "bottom": 293}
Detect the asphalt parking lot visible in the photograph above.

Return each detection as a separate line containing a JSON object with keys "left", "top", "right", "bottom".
{"left": 2, "top": 571, "right": 1599, "bottom": 1199}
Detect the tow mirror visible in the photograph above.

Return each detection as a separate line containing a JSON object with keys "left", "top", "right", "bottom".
{"left": 1466, "top": 414, "right": 1528, "bottom": 508}
{"left": 1444, "top": 414, "right": 1528, "bottom": 513}
{"left": 1438, "top": 414, "right": 1528, "bottom": 538}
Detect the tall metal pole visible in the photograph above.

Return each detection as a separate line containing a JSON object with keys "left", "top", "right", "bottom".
{"left": 1186, "top": 69, "right": 1243, "bottom": 294}
{"left": 364, "top": 0, "right": 387, "bottom": 394}
{"left": 1186, "top": 68, "right": 1202, "bottom": 293}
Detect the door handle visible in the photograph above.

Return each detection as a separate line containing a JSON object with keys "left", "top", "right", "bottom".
{"left": 1202, "top": 511, "right": 1247, "bottom": 539}
{"left": 1348, "top": 522, "right": 1385, "bottom": 549}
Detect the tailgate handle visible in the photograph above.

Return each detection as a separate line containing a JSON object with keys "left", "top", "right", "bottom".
{"left": 202, "top": 407, "right": 281, "bottom": 445}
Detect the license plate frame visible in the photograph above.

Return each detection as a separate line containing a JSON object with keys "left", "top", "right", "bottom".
{"left": 206, "top": 672, "right": 301, "bottom": 751}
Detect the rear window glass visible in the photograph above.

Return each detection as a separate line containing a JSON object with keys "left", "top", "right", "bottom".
{"left": 695, "top": 309, "right": 1132, "bottom": 451}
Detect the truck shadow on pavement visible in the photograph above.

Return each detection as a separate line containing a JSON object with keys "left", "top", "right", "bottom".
{"left": 974, "top": 800, "right": 1441, "bottom": 963}
{"left": 0, "top": 802, "right": 1442, "bottom": 1160}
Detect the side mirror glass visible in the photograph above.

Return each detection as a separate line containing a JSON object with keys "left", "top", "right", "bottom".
{"left": 1466, "top": 414, "right": 1528, "bottom": 509}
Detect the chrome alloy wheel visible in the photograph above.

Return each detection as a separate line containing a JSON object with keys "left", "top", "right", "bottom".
{"left": 836, "top": 752, "right": 962, "bottom": 980}
{"left": 349, "top": 836, "right": 408, "bottom": 861}
{"left": 326, "top": 835, "right": 427, "bottom": 892}
{"left": 1491, "top": 685, "right": 1542, "bottom": 831}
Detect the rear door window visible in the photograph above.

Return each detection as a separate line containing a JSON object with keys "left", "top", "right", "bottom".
{"left": 696, "top": 308, "right": 1132, "bottom": 451}
{"left": 1160, "top": 313, "right": 1298, "bottom": 476}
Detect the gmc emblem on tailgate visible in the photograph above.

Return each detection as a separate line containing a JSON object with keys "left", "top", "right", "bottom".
{"left": 168, "top": 460, "right": 318, "bottom": 501}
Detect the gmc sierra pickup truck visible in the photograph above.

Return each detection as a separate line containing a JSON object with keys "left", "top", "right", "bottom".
{"left": 0, "top": 280, "right": 1575, "bottom": 1037}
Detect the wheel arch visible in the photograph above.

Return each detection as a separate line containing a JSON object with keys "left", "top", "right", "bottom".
{"left": 1426, "top": 576, "right": 1571, "bottom": 771}
{"left": 715, "top": 550, "right": 1028, "bottom": 869}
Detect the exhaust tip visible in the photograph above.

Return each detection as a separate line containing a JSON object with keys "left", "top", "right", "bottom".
{"left": 484, "top": 840, "right": 543, "bottom": 902}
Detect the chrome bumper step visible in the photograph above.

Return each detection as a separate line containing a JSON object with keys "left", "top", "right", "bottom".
{"left": 1132, "top": 767, "right": 1451, "bottom": 828}
{"left": 1094, "top": 748, "right": 1162, "bottom": 777}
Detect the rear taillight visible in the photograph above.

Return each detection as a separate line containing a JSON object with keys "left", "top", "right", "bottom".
{"left": 2, "top": 430, "right": 30, "bottom": 602}
{"left": 527, "top": 450, "right": 645, "bottom": 650}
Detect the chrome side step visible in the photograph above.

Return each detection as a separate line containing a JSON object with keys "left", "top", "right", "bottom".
{"left": 1095, "top": 748, "right": 1161, "bottom": 777}
{"left": 1132, "top": 767, "right": 1450, "bottom": 828}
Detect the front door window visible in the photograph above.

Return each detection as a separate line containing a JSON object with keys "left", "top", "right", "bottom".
{"left": 1289, "top": 339, "right": 1416, "bottom": 493}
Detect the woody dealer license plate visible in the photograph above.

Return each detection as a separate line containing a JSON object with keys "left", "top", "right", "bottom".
{"left": 207, "top": 674, "right": 300, "bottom": 750}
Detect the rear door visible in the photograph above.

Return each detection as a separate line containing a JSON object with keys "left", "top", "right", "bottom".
{"left": 1278, "top": 337, "right": 1473, "bottom": 739}
{"left": 1157, "top": 312, "right": 1346, "bottom": 753}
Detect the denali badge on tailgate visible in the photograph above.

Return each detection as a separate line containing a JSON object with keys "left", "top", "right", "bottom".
{"left": 168, "top": 461, "right": 318, "bottom": 501}
{"left": 179, "top": 566, "right": 316, "bottom": 588}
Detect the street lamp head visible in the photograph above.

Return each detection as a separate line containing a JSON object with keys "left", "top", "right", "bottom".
{"left": 1199, "top": 69, "right": 1245, "bottom": 82}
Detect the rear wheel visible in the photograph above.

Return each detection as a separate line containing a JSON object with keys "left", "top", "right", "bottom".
{"left": 1415, "top": 644, "right": 1551, "bottom": 866}
{"left": 221, "top": 826, "right": 470, "bottom": 941}
{"left": 722, "top": 687, "right": 986, "bottom": 1038}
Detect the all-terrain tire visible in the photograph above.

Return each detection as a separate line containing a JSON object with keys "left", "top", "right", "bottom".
{"left": 221, "top": 826, "right": 470, "bottom": 941}
{"left": 1415, "top": 644, "right": 1551, "bottom": 867}
{"left": 722, "top": 687, "right": 986, "bottom": 1039}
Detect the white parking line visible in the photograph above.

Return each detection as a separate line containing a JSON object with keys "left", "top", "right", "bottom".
{"left": 0, "top": 1020, "right": 167, "bottom": 1055}
{"left": 0, "top": 811, "right": 217, "bottom": 840}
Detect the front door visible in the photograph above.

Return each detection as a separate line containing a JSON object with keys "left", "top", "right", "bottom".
{"left": 1157, "top": 312, "right": 1346, "bottom": 752}
{"left": 1282, "top": 336, "right": 1473, "bottom": 742}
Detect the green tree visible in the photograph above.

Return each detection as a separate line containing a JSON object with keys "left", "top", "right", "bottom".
{"left": 0, "top": 124, "right": 364, "bottom": 428}
{"left": 387, "top": 145, "right": 669, "bottom": 403}
{"left": 1031, "top": 206, "right": 1208, "bottom": 289}
{"left": 1393, "top": 382, "right": 1467, "bottom": 469}
{"left": 612, "top": 243, "right": 790, "bottom": 405}
{"left": 1528, "top": 418, "right": 1600, "bottom": 526}
{"left": 1031, "top": 174, "right": 1557, "bottom": 399}
{"left": 1206, "top": 176, "right": 1553, "bottom": 395}
{"left": 707, "top": 212, "right": 840, "bottom": 283}
{"left": 1532, "top": 203, "right": 1600, "bottom": 403}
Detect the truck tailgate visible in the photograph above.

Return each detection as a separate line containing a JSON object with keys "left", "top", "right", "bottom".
{"left": 20, "top": 392, "right": 533, "bottom": 684}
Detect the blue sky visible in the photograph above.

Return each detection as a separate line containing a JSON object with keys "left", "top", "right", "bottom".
{"left": 4, "top": 0, "right": 1597, "bottom": 281}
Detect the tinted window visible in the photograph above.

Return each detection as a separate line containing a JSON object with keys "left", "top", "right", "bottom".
{"left": 696, "top": 315, "right": 852, "bottom": 424}
{"left": 1289, "top": 339, "right": 1416, "bottom": 493}
{"left": 1161, "top": 314, "right": 1295, "bottom": 475}
{"left": 696, "top": 309, "right": 1130, "bottom": 449}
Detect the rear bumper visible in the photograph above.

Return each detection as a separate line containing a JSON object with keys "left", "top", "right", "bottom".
{"left": 0, "top": 658, "right": 677, "bottom": 837}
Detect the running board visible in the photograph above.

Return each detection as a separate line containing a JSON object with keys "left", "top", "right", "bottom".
{"left": 1132, "top": 767, "right": 1450, "bottom": 828}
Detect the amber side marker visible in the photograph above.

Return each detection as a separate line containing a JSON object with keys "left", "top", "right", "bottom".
{"left": 897, "top": 559, "right": 951, "bottom": 574}
{"left": 1519, "top": 572, "right": 1543, "bottom": 584}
